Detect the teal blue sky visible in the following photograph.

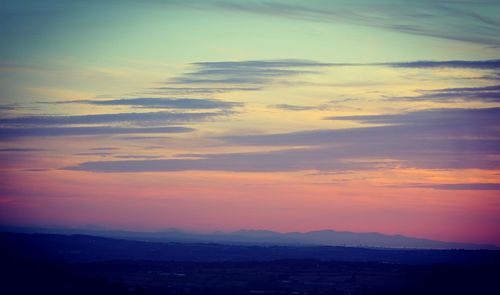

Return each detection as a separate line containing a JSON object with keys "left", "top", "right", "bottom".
{"left": 1, "top": 0, "right": 499, "bottom": 105}
{"left": 1, "top": 0, "right": 499, "bottom": 245}
{"left": 2, "top": 0, "right": 500, "bottom": 62}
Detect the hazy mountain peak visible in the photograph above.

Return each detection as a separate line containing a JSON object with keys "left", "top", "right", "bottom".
{"left": 159, "top": 227, "right": 183, "bottom": 233}
{"left": 2, "top": 225, "right": 497, "bottom": 250}
{"left": 232, "top": 229, "right": 280, "bottom": 236}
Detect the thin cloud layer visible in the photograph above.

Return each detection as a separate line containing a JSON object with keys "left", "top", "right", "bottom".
{"left": 152, "top": 87, "right": 261, "bottom": 95}
{"left": 214, "top": 0, "right": 500, "bottom": 46}
{"left": 161, "top": 58, "right": 500, "bottom": 93}
{"left": 65, "top": 107, "right": 500, "bottom": 173}
{"left": 64, "top": 148, "right": 381, "bottom": 173}
{"left": 0, "top": 126, "right": 194, "bottom": 139}
{"left": 3, "top": 0, "right": 500, "bottom": 46}
{"left": 44, "top": 98, "right": 244, "bottom": 110}
{"left": 382, "top": 60, "right": 500, "bottom": 69}
{"left": 170, "top": 59, "right": 331, "bottom": 86}
{"left": 414, "top": 183, "right": 500, "bottom": 190}
{"left": 0, "top": 111, "right": 229, "bottom": 126}
{"left": 326, "top": 107, "right": 500, "bottom": 126}
{"left": 391, "top": 85, "right": 500, "bottom": 103}
{"left": 166, "top": 58, "right": 500, "bottom": 90}
{"left": 0, "top": 148, "right": 46, "bottom": 152}
{"left": 220, "top": 108, "right": 499, "bottom": 147}
{"left": 271, "top": 104, "right": 330, "bottom": 111}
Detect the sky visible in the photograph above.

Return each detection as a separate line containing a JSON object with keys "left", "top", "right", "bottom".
{"left": 0, "top": 0, "right": 499, "bottom": 245}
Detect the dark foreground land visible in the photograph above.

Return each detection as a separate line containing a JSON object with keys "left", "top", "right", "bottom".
{"left": 1, "top": 232, "right": 499, "bottom": 295}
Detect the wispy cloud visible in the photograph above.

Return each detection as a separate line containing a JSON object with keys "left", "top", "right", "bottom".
{"left": 169, "top": 59, "right": 331, "bottom": 86}
{"left": 328, "top": 59, "right": 500, "bottom": 69}
{"left": 43, "top": 97, "right": 244, "bottom": 110}
{"left": 326, "top": 107, "right": 500, "bottom": 126}
{"left": 0, "top": 148, "right": 46, "bottom": 152}
{"left": 63, "top": 148, "right": 381, "bottom": 173}
{"left": 412, "top": 183, "right": 500, "bottom": 190}
{"left": 4, "top": 1, "right": 500, "bottom": 46}
{"left": 0, "top": 126, "right": 194, "bottom": 139}
{"left": 113, "top": 155, "right": 161, "bottom": 159}
{"left": 74, "top": 152, "right": 114, "bottom": 157}
{"left": 0, "top": 105, "right": 16, "bottom": 111}
{"left": 390, "top": 84, "right": 500, "bottom": 103}
{"left": 213, "top": 0, "right": 500, "bottom": 46}
{"left": 166, "top": 59, "right": 500, "bottom": 90}
{"left": 155, "top": 58, "right": 500, "bottom": 95}
{"left": 89, "top": 147, "right": 120, "bottom": 151}
{"left": 270, "top": 104, "right": 330, "bottom": 111}
{"left": 64, "top": 107, "right": 500, "bottom": 173}
{"left": 151, "top": 87, "right": 261, "bottom": 95}
{"left": 220, "top": 108, "right": 499, "bottom": 146}
{"left": 380, "top": 60, "right": 500, "bottom": 69}
{"left": 0, "top": 111, "right": 229, "bottom": 126}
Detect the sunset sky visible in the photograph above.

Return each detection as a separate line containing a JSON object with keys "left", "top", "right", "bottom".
{"left": 1, "top": 0, "right": 499, "bottom": 245}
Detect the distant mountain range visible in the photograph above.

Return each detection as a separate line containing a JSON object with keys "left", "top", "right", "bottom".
{"left": 1, "top": 232, "right": 499, "bottom": 265}
{"left": 1, "top": 225, "right": 497, "bottom": 250}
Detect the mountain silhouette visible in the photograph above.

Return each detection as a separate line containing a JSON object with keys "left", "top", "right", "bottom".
{"left": 2, "top": 225, "right": 497, "bottom": 250}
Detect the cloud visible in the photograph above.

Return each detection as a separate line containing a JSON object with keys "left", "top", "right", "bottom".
{"left": 89, "top": 147, "right": 120, "bottom": 151}
{"left": 43, "top": 98, "right": 244, "bottom": 110}
{"left": 326, "top": 107, "right": 500, "bottom": 127}
{"left": 191, "top": 60, "right": 332, "bottom": 68}
{"left": 0, "top": 110, "right": 229, "bottom": 126}
{"left": 214, "top": 0, "right": 500, "bottom": 46}
{"left": 390, "top": 84, "right": 500, "bottom": 103}
{"left": 162, "top": 58, "right": 500, "bottom": 91}
{"left": 117, "top": 136, "right": 170, "bottom": 141}
{"left": 169, "top": 59, "right": 331, "bottom": 86}
{"left": 151, "top": 87, "right": 261, "bottom": 95}
{"left": 113, "top": 155, "right": 161, "bottom": 159}
{"left": 0, "top": 148, "right": 46, "bottom": 152}
{"left": 414, "top": 183, "right": 500, "bottom": 190}
{"left": 271, "top": 104, "right": 330, "bottom": 111}
{"left": 74, "top": 152, "right": 114, "bottom": 157}
{"left": 0, "top": 126, "right": 194, "bottom": 139}
{"left": 167, "top": 59, "right": 500, "bottom": 89}
{"left": 64, "top": 148, "right": 380, "bottom": 173}
{"left": 0, "top": 105, "right": 16, "bottom": 111}
{"left": 329, "top": 59, "right": 500, "bottom": 69}
{"left": 64, "top": 107, "right": 500, "bottom": 173}
{"left": 4, "top": 1, "right": 500, "bottom": 47}
{"left": 22, "top": 168, "right": 52, "bottom": 172}
{"left": 381, "top": 60, "right": 500, "bottom": 69}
